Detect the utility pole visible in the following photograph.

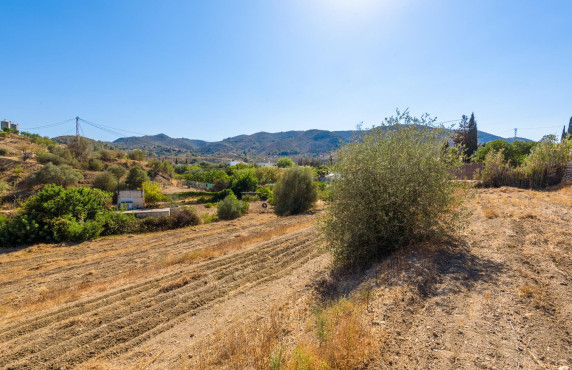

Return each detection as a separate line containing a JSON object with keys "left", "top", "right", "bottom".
{"left": 76, "top": 116, "right": 80, "bottom": 142}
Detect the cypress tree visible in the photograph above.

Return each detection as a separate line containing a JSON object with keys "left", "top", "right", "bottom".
{"left": 563, "top": 126, "right": 568, "bottom": 142}
{"left": 466, "top": 112, "right": 478, "bottom": 158}
{"left": 453, "top": 113, "right": 478, "bottom": 161}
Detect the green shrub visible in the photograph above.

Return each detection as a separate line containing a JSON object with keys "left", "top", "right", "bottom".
{"left": 212, "top": 188, "right": 234, "bottom": 202}
{"left": 127, "top": 149, "right": 146, "bottom": 161}
{"left": 0, "top": 179, "right": 9, "bottom": 195}
{"left": 321, "top": 111, "right": 466, "bottom": 267}
{"left": 241, "top": 194, "right": 260, "bottom": 202}
{"left": 230, "top": 171, "right": 258, "bottom": 198}
{"left": 97, "top": 211, "right": 140, "bottom": 236}
{"left": 201, "top": 214, "right": 217, "bottom": 224}
{"left": 519, "top": 137, "right": 571, "bottom": 188}
{"left": 472, "top": 140, "right": 536, "bottom": 165}
{"left": 36, "top": 151, "right": 69, "bottom": 166}
{"left": 479, "top": 138, "right": 571, "bottom": 189}
{"left": 32, "top": 163, "right": 83, "bottom": 187}
{"left": 106, "top": 165, "right": 127, "bottom": 180}
{"left": 217, "top": 194, "right": 249, "bottom": 220}
{"left": 140, "top": 207, "right": 201, "bottom": 232}
{"left": 99, "top": 149, "right": 116, "bottom": 161}
{"left": 125, "top": 165, "right": 149, "bottom": 189}
{"left": 479, "top": 149, "right": 517, "bottom": 187}
{"left": 148, "top": 159, "right": 174, "bottom": 179}
{"left": 273, "top": 167, "right": 317, "bottom": 216}
{"left": 276, "top": 157, "right": 295, "bottom": 168}
{"left": 1, "top": 185, "right": 111, "bottom": 246}
{"left": 256, "top": 186, "right": 273, "bottom": 201}
{"left": 93, "top": 172, "right": 118, "bottom": 193}
{"left": 315, "top": 182, "right": 332, "bottom": 201}
{"left": 0, "top": 147, "right": 9, "bottom": 156}
{"left": 88, "top": 159, "right": 105, "bottom": 171}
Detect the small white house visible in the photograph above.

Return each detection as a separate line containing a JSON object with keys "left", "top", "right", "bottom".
{"left": 117, "top": 190, "right": 145, "bottom": 210}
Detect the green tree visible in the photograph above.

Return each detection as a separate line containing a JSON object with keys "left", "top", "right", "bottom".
{"left": 276, "top": 157, "right": 295, "bottom": 168}
{"left": 321, "top": 111, "right": 466, "bottom": 267}
{"left": 273, "top": 166, "right": 317, "bottom": 216}
{"left": 92, "top": 172, "right": 118, "bottom": 193}
{"left": 106, "top": 165, "right": 127, "bottom": 180}
{"left": 125, "top": 165, "right": 149, "bottom": 189}
{"left": 32, "top": 163, "right": 83, "bottom": 187}
{"left": 454, "top": 113, "right": 478, "bottom": 161}
{"left": 141, "top": 181, "right": 168, "bottom": 207}
{"left": 67, "top": 137, "right": 91, "bottom": 160}
{"left": 472, "top": 140, "right": 512, "bottom": 163}
{"left": 230, "top": 171, "right": 258, "bottom": 198}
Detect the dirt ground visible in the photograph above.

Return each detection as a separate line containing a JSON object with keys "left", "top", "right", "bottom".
{"left": 0, "top": 187, "right": 571, "bottom": 369}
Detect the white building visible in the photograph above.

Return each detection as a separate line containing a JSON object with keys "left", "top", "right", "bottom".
{"left": 117, "top": 190, "right": 145, "bottom": 210}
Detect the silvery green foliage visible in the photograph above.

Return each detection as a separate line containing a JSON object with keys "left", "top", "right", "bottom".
{"left": 321, "top": 110, "right": 466, "bottom": 267}
{"left": 273, "top": 166, "right": 318, "bottom": 216}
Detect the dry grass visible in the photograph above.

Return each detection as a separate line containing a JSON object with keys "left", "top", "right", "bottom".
{"left": 482, "top": 208, "right": 499, "bottom": 219}
{"left": 191, "top": 295, "right": 375, "bottom": 370}
{"left": 161, "top": 221, "right": 313, "bottom": 267}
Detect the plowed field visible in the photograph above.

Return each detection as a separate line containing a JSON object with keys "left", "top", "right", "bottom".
{"left": 0, "top": 205, "right": 328, "bottom": 369}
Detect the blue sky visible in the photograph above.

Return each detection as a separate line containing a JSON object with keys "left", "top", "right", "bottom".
{"left": 1, "top": 0, "right": 570, "bottom": 142}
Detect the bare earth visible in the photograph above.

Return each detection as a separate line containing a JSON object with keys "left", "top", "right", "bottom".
{"left": 0, "top": 188, "right": 571, "bottom": 369}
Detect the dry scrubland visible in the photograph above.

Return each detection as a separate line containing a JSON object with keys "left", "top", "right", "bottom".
{"left": 0, "top": 188, "right": 571, "bottom": 369}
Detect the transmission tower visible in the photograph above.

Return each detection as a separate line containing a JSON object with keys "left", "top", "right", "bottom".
{"left": 514, "top": 128, "right": 517, "bottom": 139}
{"left": 76, "top": 116, "right": 80, "bottom": 141}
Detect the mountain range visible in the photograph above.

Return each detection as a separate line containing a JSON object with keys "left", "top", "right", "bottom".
{"left": 108, "top": 129, "right": 531, "bottom": 160}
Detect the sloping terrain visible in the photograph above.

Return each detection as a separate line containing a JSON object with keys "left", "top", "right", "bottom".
{"left": 0, "top": 187, "right": 570, "bottom": 369}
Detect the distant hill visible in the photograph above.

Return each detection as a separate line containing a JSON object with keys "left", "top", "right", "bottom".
{"left": 109, "top": 129, "right": 532, "bottom": 160}
{"left": 477, "top": 132, "right": 531, "bottom": 144}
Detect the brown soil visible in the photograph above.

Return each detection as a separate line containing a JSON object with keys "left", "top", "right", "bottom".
{"left": 0, "top": 187, "right": 571, "bottom": 369}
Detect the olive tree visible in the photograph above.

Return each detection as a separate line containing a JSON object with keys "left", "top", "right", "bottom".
{"left": 321, "top": 110, "right": 466, "bottom": 267}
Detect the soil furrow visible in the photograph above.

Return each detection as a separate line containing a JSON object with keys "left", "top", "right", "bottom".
{"left": 0, "top": 227, "right": 312, "bottom": 345}
{"left": 6, "top": 237, "right": 316, "bottom": 369}
{"left": 0, "top": 231, "right": 314, "bottom": 364}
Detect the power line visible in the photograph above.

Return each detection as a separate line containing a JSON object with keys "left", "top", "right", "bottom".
{"left": 20, "top": 118, "right": 75, "bottom": 131}
{"left": 79, "top": 118, "right": 147, "bottom": 136}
